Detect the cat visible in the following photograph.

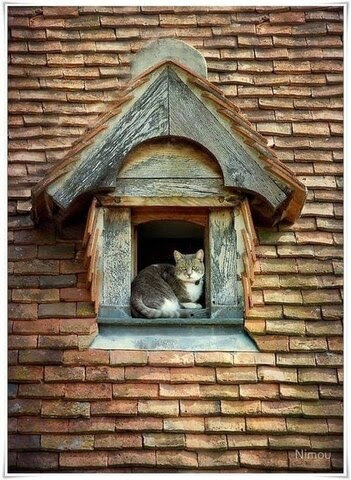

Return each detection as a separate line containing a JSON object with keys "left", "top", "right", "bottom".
{"left": 131, "top": 249, "right": 205, "bottom": 318}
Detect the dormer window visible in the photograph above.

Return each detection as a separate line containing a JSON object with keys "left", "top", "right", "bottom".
{"left": 31, "top": 39, "right": 306, "bottom": 351}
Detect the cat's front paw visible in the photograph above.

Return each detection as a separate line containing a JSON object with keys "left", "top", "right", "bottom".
{"left": 181, "top": 302, "right": 202, "bottom": 309}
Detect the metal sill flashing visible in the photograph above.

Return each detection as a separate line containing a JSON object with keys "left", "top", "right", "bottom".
{"left": 97, "top": 305, "right": 244, "bottom": 325}
{"left": 97, "top": 317, "right": 244, "bottom": 326}
{"left": 92, "top": 304, "right": 256, "bottom": 351}
{"left": 90, "top": 324, "right": 258, "bottom": 351}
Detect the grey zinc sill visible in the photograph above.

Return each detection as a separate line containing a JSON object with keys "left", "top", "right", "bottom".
{"left": 90, "top": 325, "right": 257, "bottom": 351}
{"left": 91, "top": 306, "right": 257, "bottom": 351}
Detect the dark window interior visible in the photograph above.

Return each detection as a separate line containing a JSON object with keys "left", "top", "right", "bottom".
{"left": 137, "top": 220, "right": 204, "bottom": 270}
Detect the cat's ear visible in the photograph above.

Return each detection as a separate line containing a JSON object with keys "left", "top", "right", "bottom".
{"left": 174, "top": 250, "right": 183, "bottom": 262}
{"left": 196, "top": 249, "right": 204, "bottom": 261}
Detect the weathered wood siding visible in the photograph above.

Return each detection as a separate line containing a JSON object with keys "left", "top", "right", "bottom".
{"left": 209, "top": 208, "right": 238, "bottom": 308}
{"left": 53, "top": 69, "right": 170, "bottom": 208}
{"left": 168, "top": 68, "right": 287, "bottom": 208}
{"left": 118, "top": 139, "right": 222, "bottom": 179}
{"left": 101, "top": 208, "right": 132, "bottom": 310}
{"left": 113, "top": 178, "right": 233, "bottom": 197}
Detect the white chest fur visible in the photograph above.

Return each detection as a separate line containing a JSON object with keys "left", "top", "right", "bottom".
{"left": 184, "top": 280, "right": 203, "bottom": 302}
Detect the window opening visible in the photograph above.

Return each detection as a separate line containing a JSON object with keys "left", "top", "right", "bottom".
{"left": 135, "top": 220, "right": 206, "bottom": 314}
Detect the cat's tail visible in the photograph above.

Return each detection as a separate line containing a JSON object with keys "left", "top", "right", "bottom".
{"left": 131, "top": 295, "right": 163, "bottom": 318}
{"left": 131, "top": 295, "right": 189, "bottom": 319}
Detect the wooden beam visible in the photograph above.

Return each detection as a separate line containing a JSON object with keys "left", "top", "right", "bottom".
{"left": 242, "top": 228, "right": 257, "bottom": 263}
{"left": 101, "top": 208, "right": 132, "bottom": 310}
{"left": 86, "top": 209, "right": 103, "bottom": 276}
{"left": 97, "top": 195, "right": 241, "bottom": 208}
{"left": 241, "top": 273, "right": 252, "bottom": 313}
{"left": 131, "top": 207, "right": 208, "bottom": 227}
{"left": 112, "top": 178, "right": 235, "bottom": 198}
{"left": 209, "top": 208, "right": 237, "bottom": 308}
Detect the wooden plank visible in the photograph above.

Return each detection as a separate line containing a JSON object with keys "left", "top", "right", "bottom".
{"left": 87, "top": 209, "right": 104, "bottom": 310}
{"left": 97, "top": 195, "right": 241, "bottom": 208}
{"left": 241, "top": 198, "right": 258, "bottom": 246}
{"left": 87, "top": 214, "right": 103, "bottom": 281}
{"left": 203, "top": 220, "right": 211, "bottom": 311}
{"left": 132, "top": 224, "right": 138, "bottom": 279}
{"left": 242, "top": 252, "right": 254, "bottom": 284}
{"left": 91, "top": 252, "right": 101, "bottom": 311}
{"left": 85, "top": 208, "right": 103, "bottom": 264}
{"left": 52, "top": 68, "right": 170, "bottom": 209}
{"left": 82, "top": 198, "right": 98, "bottom": 248}
{"left": 241, "top": 273, "right": 251, "bottom": 313}
{"left": 86, "top": 226, "right": 99, "bottom": 271}
{"left": 242, "top": 228, "right": 257, "bottom": 263}
{"left": 93, "top": 264, "right": 102, "bottom": 314}
{"left": 93, "top": 94, "right": 135, "bottom": 129}
{"left": 131, "top": 207, "right": 208, "bottom": 227}
{"left": 168, "top": 68, "right": 287, "bottom": 210}
{"left": 209, "top": 208, "right": 237, "bottom": 307}
{"left": 101, "top": 208, "right": 132, "bottom": 310}
{"left": 88, "top": 241, "right": 98, "bottom": 283}
{"left": 118, "top": 138, "right": 222, "bottom": 179}
{"left": 113, "top": 178, "right": 234, "bottom": 198}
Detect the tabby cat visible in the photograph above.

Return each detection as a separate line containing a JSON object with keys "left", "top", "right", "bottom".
{"left": 131, "top": 249, "right": 205, "bottom": 318}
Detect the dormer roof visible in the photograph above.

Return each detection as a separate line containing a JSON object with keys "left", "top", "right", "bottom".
{"left": 32, "top": 40, "right": 306, "bottom": 225}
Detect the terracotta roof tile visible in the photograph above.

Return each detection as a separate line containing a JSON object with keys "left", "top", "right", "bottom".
{"left": 7, "top": 6, "right": 343, "bottom": 473}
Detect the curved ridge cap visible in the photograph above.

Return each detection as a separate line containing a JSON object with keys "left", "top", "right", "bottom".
{"left": 131, "top": 38, "right": 208, "bottom": 79}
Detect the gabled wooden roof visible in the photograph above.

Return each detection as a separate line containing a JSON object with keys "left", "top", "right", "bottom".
{"left": 32, "top": 59, "right": 306, "bottom": 225}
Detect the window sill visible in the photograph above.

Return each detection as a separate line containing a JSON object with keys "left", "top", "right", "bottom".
{"left": 98, "top": 306, "right": 244, "bottom": 326}
{"left": 93, "top": 305, "right": 257, "bottom": 351}
{"left": 90, "top": 324, "right": 258, "bottom": 351}
{"left": 97, "top": 317, "right": 244, "bottom": 326}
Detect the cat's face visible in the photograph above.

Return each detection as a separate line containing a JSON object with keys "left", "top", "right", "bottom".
{"left": 174, "top": 249, "right": 205, "bottom": 283}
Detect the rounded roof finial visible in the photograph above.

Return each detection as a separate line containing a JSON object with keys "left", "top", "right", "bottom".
{"left": 131, "top": 38, "right": 207, "bottom": 78}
